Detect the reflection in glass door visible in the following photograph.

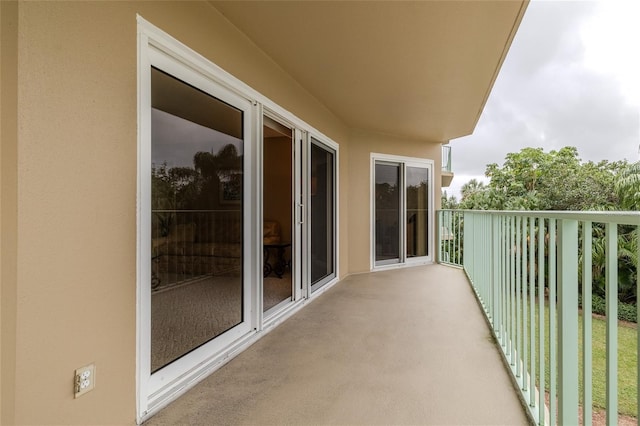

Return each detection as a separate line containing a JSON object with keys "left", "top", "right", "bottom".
{"left": 373, "top": 158, "right": 432, "bottom": 267}
{"left": 149, "top": 67, "right": 245, "bottom": 373}
{"left": 406, "top": 166, "right": 429, "bottom": 258}
{"left": 375, "top": 163, "right": 401, "bottom": 264}
{"left": 310, "top": 138, "right": 336, "bottom": 291}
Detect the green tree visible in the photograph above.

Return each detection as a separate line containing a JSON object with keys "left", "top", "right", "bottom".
{"left": 441, "top": 191, "right": 458, "bottom": 209}
{"left": 484, "top": 147, "right": 622, "bottom": 211}
{"left": 455, "top": 146, "right": 635, "bottom": 305}
{"left": 615, "top": 161, "right": 640, "bottom": 210}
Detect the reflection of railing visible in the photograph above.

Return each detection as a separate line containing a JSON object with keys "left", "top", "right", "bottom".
{"left": 442, "top": 145, "right": 452, "bottom": 172}
{"left": 151, "top": 209, "right": 242, "bottom": 290}
{"left": 438, "top": 209, "right": 640, "bottom": 424}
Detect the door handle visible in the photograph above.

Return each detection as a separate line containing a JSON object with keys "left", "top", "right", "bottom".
{"left": 299, "top": 204, "right": 304, "bottom": 224}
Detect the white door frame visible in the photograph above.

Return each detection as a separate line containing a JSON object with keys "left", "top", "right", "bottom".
{"left": 370, "top": 153, "right": 434, "bottom": 270}
{"left": 137, "top": 16, "right": 341, "bottom": 423}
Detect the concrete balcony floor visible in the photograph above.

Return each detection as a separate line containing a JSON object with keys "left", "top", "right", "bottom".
{"left": 146, "top": 265, "right": 529, "bottom": 425}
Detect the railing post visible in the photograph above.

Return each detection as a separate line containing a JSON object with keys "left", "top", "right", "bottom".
{"left": 582, "top": 221, "right": 592, "bottom": 424}
{"left": 492, "top": 214, "right": 500, "bottom": 335}
{"left": 605, "top": 222, "right": 618, "bottom": 425}
{"left": 437, "top": 211, "right": 442, "bottom": 263}
{"left": 538, "top": 217, "right": 546, "bottom": 424}
{"left": 558, "top": 219, "right": 579, "bottom": 425}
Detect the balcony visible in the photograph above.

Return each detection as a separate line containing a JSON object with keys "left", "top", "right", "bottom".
{"left": 146, "top": 264, "right": 528, "bottom": 425}
{"left": 144, "top": 208, "right": 639, "bottom": 425}
{"left": 439, "top": 209, "right": 640, "bottom": 424}
{"left": 442, "top": 145, "right": 454, "bottom": 187}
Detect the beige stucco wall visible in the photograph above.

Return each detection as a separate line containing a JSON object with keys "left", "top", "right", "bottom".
{"left": 346, "top": 130, "right": 442, "bottom": 274}
{"left": 1, "top": 1, "right": 19, "bottom": 423}
{"left": 9, "top": 1, "right": 350, "bottom": 424}
{"left": 5, "top": 0, "right": 450, "bottom": 423}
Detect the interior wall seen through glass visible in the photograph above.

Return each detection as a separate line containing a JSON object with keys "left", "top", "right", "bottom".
{"left": 263, "top": 119, "right": 293, "bottom": 312}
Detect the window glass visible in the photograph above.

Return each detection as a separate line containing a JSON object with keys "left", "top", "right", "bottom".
{"left": 150, "top": 67, "right": 244, "bottom": 373}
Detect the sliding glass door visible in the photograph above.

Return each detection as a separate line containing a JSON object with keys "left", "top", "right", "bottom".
{"left": 262, "top": 115, "right": 296, "bottom": 315}
{"left": 375, "top": 162, "right": 401, "bottom": 265}
{"left": 310, "top": 138, "right": 336, "bottom": 291}
{"left": 406, "top": 165, "right": 429, "bottom": 258}
{"left": 373, "top": 156, "right": 432, "bottom": 267}
{"left": 144, "top": 60, "right": 253, "bottom": 398}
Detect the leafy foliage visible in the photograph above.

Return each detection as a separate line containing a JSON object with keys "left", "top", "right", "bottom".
{"left": 580, "top": 294, "right": 637, "bottom": 323}
{"left": 456, "top": 147, "right": 625, "bottom": 211}
{"left": 616, "top": 162, "right": 640, "bottom": 210}
{"left": 445, "top": 146, "right": 640, "bottom": 310}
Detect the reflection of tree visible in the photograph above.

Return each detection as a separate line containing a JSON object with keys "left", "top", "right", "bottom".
{"left": 152, "top": 144, "right": 242, "bottom": 235}
{"left": 406, "top": 181, "right": 427, "bottom": 210}
{"left": 375, "top": 183, "right": 397, "bottom": 207}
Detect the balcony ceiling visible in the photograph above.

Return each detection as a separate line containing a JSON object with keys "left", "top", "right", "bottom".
{"left": 210, "top": 1, "right": 527, "bottom": 142}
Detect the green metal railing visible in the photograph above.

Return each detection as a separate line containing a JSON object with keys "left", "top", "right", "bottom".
{"left": 437, "top": 209, "right": 640, "bottom": 425}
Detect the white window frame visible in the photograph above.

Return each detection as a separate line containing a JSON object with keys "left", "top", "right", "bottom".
{"left": 138, "top": 19, "right": 257, "bottom": 421}
{"left": 308, "top": 136, "right": 339, "bottom": 293}
{"left": 370, "top": 153, "right": 434, "bottom": 271}
{"left": 137, "top": 16, "right": 340, "bottom": 423}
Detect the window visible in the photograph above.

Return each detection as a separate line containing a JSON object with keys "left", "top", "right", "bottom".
{"left": 371, "top": 154, "right": 433, "bottom": 268}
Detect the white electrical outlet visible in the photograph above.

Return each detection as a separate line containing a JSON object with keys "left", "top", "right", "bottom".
{"left": 74, "top": 364, "right": 95, "bottom": 398}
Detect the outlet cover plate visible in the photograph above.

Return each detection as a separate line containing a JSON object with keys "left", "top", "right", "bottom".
{"left": 74, "top": 364, "right": 95, "bottom": 398}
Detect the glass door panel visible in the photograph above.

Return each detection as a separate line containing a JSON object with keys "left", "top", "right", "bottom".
{"left": 262, "top": 116, "right": 294, "bottom": 313}
{"left": 375, "top": 162, "right": 401, "bottom": 264}
{"left": 310, "top": 139, "right": 335, "bottom": 290}
{"left": 406, "top": 166, "right": 429, "bottom": 258}
{"left": 150, "top": 67, "right": 244, "bottom": 373}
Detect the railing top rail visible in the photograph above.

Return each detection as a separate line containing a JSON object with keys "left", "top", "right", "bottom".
{"left": 437, "top": 209, "right": 640, "bottom": 225}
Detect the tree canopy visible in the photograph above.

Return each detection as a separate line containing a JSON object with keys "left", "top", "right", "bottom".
{"left": 442, "top": 146, "right": 639, "bottom": 305}
{"left": 449, "top": 146, "right": 634, "bottom": 211}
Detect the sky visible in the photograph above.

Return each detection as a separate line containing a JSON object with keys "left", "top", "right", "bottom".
{"left": 446, "top": 0, "right": 640, "bottom": 199}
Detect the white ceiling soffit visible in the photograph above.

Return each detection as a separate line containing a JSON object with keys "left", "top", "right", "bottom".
{"left": 211, "top": 1, "right": 528, "bottom": 142}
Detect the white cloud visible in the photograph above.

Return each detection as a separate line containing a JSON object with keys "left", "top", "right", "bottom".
{"left": 449, "top": 0, "right": 640, "bottom": 188}
{"left": 581, "top": 0, "right": 640, "bottom": 107}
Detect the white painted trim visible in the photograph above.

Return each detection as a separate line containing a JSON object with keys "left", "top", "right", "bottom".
{"left": 136, "top": 27, "right": 151, "bottom": 425}
{"left": 141, "top": 45, "right": 255, "bottom": 415}
{"left": 260, "top": 109, "right": 298, "bottom": 321}
{"left": 137, "top": 16, "right": 338, "bottom": 155}
{"left": 136, "top": 15, "right": 344, "bottom": 422}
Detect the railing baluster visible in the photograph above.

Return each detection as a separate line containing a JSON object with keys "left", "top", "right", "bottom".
{"left": 448, "top": 210, "right": 451, "bottom": 263}
{"left": 582, "top": 221, "right": 592, "bottom": 426}
{"left": 517, "top": 216, "right": 522, "bottom": 379}
{"left": 558, "top": 219, "right": 579, "bottom": 425}
{"left": 538, "top": 218, "right": 546, "bottom": 425}
{"left": 605, "top": 222, "right": 618, "bottom": 425}
{"left": 511, "top": 216, "right": 517, "bottom": 366}
{"left": 436, "top": 210, "right": 639, "bottom": 426}
{"left": 437, "top": 211, "right": 441, "bottom": 262}
{"left": 523, "top": 216, "right": 529, "bottom": 391}
{"left": 496, "top": 215, "right": 501, "bottom": 336}
{"left": 502, "top": 216, "right": 508, "bottom": 347}
{"left": 549, "top": 218, "right": 557, "bottom": 425}
{"left": 530, "top": 216, "right": 536, "bottom": 406}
